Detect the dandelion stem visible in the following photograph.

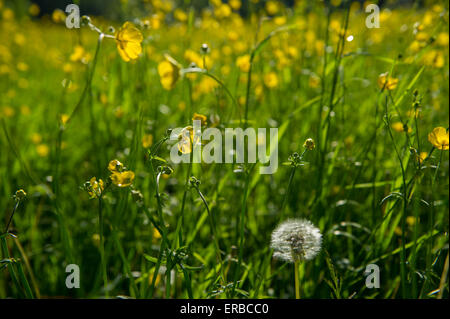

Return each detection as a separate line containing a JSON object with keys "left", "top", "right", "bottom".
{"left": 294, "top": 260, "right": 301, "bottom": 299}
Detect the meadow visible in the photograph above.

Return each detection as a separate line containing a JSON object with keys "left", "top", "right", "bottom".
{"left": 0, "top": 0, "right": 448, "bottom": 299}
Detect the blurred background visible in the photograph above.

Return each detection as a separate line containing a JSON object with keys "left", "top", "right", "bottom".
{"left": 2, "top": 0, "right": 437, "bottom": 21}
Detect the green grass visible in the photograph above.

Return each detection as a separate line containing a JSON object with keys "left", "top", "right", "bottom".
{"left": 0, "top": 0, "right": 448, "bottom": 299}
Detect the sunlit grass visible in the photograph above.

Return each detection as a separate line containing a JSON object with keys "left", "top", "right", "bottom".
{"left": 0, "top": 0, "right": 448, "bottom": 299}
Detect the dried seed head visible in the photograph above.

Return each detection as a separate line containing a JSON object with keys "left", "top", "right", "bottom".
{"left": 270, "top": 219, "right": 322, "bottom": 263}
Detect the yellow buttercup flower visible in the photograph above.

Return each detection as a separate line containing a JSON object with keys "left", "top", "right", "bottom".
{"left": 36, "top": 144, "right": 50, "bottom": 157}
{"left": 108, "top": 159, "right": 124, "bottom": 172}
{"left": 184, "top": 49, "right": 211, "bottom": 68}
{"left": 52, "top": 9, "right": 66, "bottom": 23}
{"left": 378, "top": 72, "right": 398, "bottom": 90}
{"left": 436, "top": 32, "right": 449, "bottom": 47}
{"left": 153, "top": 228, "right": 162, "bottom": 240}
{"left": 266, "top": 0, "right": 279, "bottom": 15}
{"left": 115, "top": 22, "right": 143, "bottom": 62}
{"left": 29, "top": 3, "right": 40, "bottom": 16}
{"left": 158, "top": 56, "right": 180, "bottom": 90}
{"left": 31, "top": 133, "right": 42, "bottom": 144}
{"left": 60, "top": 114, "right": 70, "bottom": 125}
{"left": 110, "top": 171, "right": 135, "bottom": 187}
{"left": 392, "top": 122, "right": 412, "bottom": 133}
{"left": 309, "top": 75, "right": 320, "bottom": 88}
{"left": 192, "top": 113, "right": 207, "bottom": 126}
{"left": 417, "top": 152, "right": 428, "bottom": 164}
{"left": 428, "top": 127, "right": 449, "bottom": 150}
{"left": 14, "top": 34, "right": 26, "bottom": 46}
{"left": 422, "top": 50, "right": 445, "bottom": 68}
{"left": 236, "top": 54, "right": 251, "bottom": 72}
{"left": 70, "top": 45, "right": 90, "bottom": 63}
{"left": 194, "top": 77, "right": 218, "bottom": 98}
{"left": 17, "top": 62, "right": 29, "bottom": 72}
{"left": 264, "top": 72, "right": 279, "bottom": 88}
{"left": 215, "top": 3, "right": 232, "bottom": 19}
{"left": 106, "top": 159, "right": 135, "bottom": 187}
{"left": 174, "top": 8, "right": 188, "bottom": 22}
{"left": 142, "top": 134, "right": 153, "bottom": 148}
{"left": 87, "top": 177, "right": 104, "bottom": 199}
{"left": 1, "top": 106, "right": 15, "bottom": 118}
{"left": 229, "top": 0, "right": 242, "bottom": 10}
{"left": 178, "top": 126, "right": 194, "bottom": 154}
{"left": 274, "top": 16, "right": 287, "bottom": 26}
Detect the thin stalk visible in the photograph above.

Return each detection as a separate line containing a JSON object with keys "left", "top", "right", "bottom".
{"left": 384, "top": 98, "right": 408, "bottom": 298}
{"left": 14, "top": 261, "right": 33, "bottom": 299}
{"left": 294, "top": 260, "right": 301, "bottom": 299}
{"left": 182, "top": 68, "right": 240, "bottom": 124}
{"left": 66, "top": 33, "right": 103, "bottom": 124}
{"left": 193, "top": 185, "right": 225, "bottom": 284}
{"left": 437, "top": 251, "right": 449, "bottom": 299}
{"left": 317, "top": 6, "right": 350, "bottom": 201}
{"left": 280, "top": 149, "right": 308, "bottom": 220}
{"left": 98, "top": 196, "right": 108, "bottom": 298}
{"left": 174, "top": 152, "right": 193, "bottom": 248}
{"left": 411, "top": 104, "right": 421, "bottom": 298}
{"left": 244, "top": 58, "right": 253, "bottom": 128}
{"left": 2, "top": 199, "right": 28, "bottom": 298}
{"left": 232, "top": 167, "right": 251, "bottom": 296}
{"left": 13, "top": 238, "right": 40, "bottom": 298}
{"left": 4, "top": 201, "right": 19, "bottom": 234}
{"left": 1, "top": 237, "right": 23, "bottom": 298}
{"left": 111, "top": 229, "right": 139, "bottom": 298}
{"left": 146, "top": 144, "right": 178, "bottom": 298}
{"left": 424, "top": 148, "right": 444, "bottom": 292}
{"left": 147, "top": 159, "right": 167, "bottom": 298}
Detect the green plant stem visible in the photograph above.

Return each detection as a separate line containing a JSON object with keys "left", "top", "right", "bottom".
{"left": 244, "top": 58, "right": 253, "bottom": 128}
{"left": 98, "top": 196, "right": 108, "bottom": 298}
{"left": 111, "top": 228, "right": 139, "bottom": 298}
{"left": 194, "top": 185, "right": 225, "bottom": 284}
{"left": 294, "top": 260, "right": 301, "bottom": 299}
{"left": 174, "top": 152, "right": 193, "bottom": 248}
{"left": 424, "top": 149, "right": 444, "bottom": 293}
{"left": 280, "top": 149, "right": 307, "bottom": 219}
{"left": 15, "top": 260, "right": 34, "bottom": 299}
{"left": 232, "top": 168, "right": 251, "bottom": 297}
{"left": 384, "top": 98, "right": 408, "bottom": 298}
{"left": 437, "top": 251, "right": 449, "bottom": 299}
{"left": 4, "top": 201, "right": 19, "bottom": 234}
{"left": 1, "top": 237, "right": 24, "bottom": 298}
{"left": 67, "top": 33, "right": 103, "bottom": 124}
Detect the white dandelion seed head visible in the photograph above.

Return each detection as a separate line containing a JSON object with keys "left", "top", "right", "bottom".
{"left": 270, "top": 219, "right": 322, "bottom": 263}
